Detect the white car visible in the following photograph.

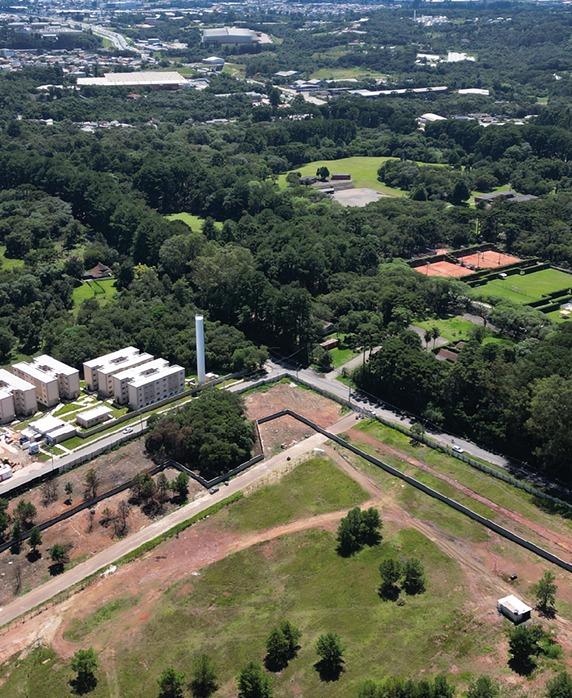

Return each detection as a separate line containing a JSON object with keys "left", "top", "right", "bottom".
{"left": 123, "top": 427, "right": 133, "bottom": 434}
{"left": 452, "top": 444, "right": 464, "bottom": 454}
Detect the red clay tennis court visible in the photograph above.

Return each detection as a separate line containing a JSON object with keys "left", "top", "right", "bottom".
{"left": 414, "top": 261, "right": 475, "bottom": 278}
{"left": 457, "top": 250, "right": 521, "bottom": 269}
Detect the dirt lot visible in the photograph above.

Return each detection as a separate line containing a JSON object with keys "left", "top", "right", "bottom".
{"left": 244, "top": 382, "right": 343, "bottom": 455}
{"left": 0, "top": 466, "right": 201, "bottom": 606}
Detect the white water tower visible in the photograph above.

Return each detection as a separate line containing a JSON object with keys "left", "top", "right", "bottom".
{"left": 195, "top": 314, "right": 206, "bottom": 384}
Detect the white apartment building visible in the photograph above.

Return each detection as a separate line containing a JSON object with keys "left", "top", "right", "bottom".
{"left": 83, "top": 347, "right": 154, "bottom": 396}
{"left": 0, "top": 369, "right": 37, "bottom": 422}
{"left": 11, "top": 355, "right": 79, "bottom": 407}
{"left": 112, "top": 358, "right": 169, "bottom": 405}
{"left": 127, "top": 362, "right": 185, "bottom": 410}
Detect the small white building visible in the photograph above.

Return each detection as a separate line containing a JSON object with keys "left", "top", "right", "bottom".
{"left": 497, "top": 595, "right": 532, "bottom": 624}
{"left": 0, "top": 462, "right": 12, "bottom": 482}
{"left": 22, "top": 415, "right": 76, "bottom": 445}
{"left": 76, "top": 405, "right": 113, "bottom": 429}
{"left": 202, "top": 56, "right": 225, "bottom": 69}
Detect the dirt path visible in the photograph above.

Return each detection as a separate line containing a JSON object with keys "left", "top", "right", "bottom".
{"left": 347, "top": 428, "right": 572, "bottom": 557}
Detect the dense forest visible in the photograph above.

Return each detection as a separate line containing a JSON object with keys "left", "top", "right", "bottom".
{"left": 1, "top": 5, "right": 572, "bottom": 481}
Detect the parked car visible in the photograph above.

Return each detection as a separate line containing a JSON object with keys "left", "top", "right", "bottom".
{"left": 208, "top": 486, "right": 220, "bottom": 495}
{"left": 452, "top": 444, "right": 464, "bottom": 454}
{"left": 123, "top": 427, "right": 133, "bottom": 434}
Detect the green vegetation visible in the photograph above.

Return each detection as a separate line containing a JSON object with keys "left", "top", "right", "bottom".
{"left": 71, "top": 279, "right": 117, "bottom": 312}
{"left": 165, "top": 212, "right": 223, "bottom": 231}
{"left": 220, "top": 456, "right": 368, "bottom": 531}
{"left": 469, "top": 269, "right": 572, "bottom": 305}
{"left": 64, "top": 596, "right": 139, "bottom": 642}
{"left": 310, "top": 67, "right": 386, "bottom": 80}
{"left": 0, "top": 244, "right": 24, "bottom": 271}
{"left": 415, "top": 316, "right": 479, "bottom": 344}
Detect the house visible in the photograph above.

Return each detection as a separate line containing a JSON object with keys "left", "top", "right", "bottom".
{"left": 83, "top": 262, "right": 113, "bottom": 280}
{"left": 497, "top": 595, "right": 532, "bottom": 624}
{"left": 320, "top": 338, "right": 339, "bottom": 351}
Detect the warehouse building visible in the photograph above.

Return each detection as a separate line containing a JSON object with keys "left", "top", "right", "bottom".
{"left": 0, "top": 369, "right": 37, "bottom": 423}
{"left": 77, "top": 71, "right": 188, "bottom": 89}
{"left": 11, "top": 355, "right": 80, "bottom": 407}
{"left": 127, "top": 362, "right": 185, "bottom": 410}
{"left": 83, "top": 347, "right": 154, "bottom": 395}
{"left": 201, "top": 26, "right": 271, "bottom": 46}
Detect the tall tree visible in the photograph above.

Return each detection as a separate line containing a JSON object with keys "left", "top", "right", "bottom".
{"left": 237, "top": 662, "right": 272, "bottom": 698}
{"left": 190, "top": 654, "right": 218, "bottom": 698}
{"left": 158, "top": 667, "right": 185, "bottom": 698}
{"left": 70, "top": 648, "right": 98, "bottom": 694}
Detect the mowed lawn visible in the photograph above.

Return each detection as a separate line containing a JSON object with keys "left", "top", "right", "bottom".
{"left": 469, "top": 268, "right": 572, "bottom": 304}
{"left": 415, "top": 316, "right": 477, "bottom": 343}
{"left": 71, "top": 279, "right": 117, "bottom": 312}
{"left": 166, "top": 212, "right": 223, "bottom": 231}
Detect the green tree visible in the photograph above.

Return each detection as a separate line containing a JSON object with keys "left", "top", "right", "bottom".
{"left": 28, "top": 526, "right": 42, "bottom": 558}
{"left": 316, "top": 166, "right": 330, "bottom": 181}
{"left": 280, "top": 620, "right": 301, "bottom": 659}
{"left": 190, "top": 654, "right": 218, "bottom": 698}
{"left": 70, "top": 648, "right": 98, "bottom": 694}
{"left": 49, "top": 543, "right": 69, "bottom": 574}
{"left": 433, "top": 675, "right": 455, "bottom": 698}
{"left": 379, "top": 558, "right": 403, "bottom": 600}
{"left": 10, "top": 518, "right": 22, "bottom": 554}
{"left": 237, "top": 661, "right": 272, "bottom": 698}
{"left": 450, "top": 180, "right": 471, "bottom": 205}
{"left": 466, "top": 676, "right": 499, "bottom": 698}
{"left": 158, "top": 667, "right": 185, "bottom": 698}
{"left": 315, "top": 632, "right": 345, "bottom": 680}
{"left": 0, "top": 498, "right": 9, "bottom": 538}
{"left": 265, "top": 627, "right": 290, "bottom": 671}
{"left": 64, "top": 481, "right": 74, "bottom": 504}
{"left": 83, "top": 468, "right": 99, "bottom": 500}
{"left": 533, "top": 571, "right": 557, "bottom": 615}
{"left": 508, "top": 624, "right": 543, "bottom": 674}
{"left": 403, "top": 558, "right": 426, "bottom": 595}
{"left": 15, "top": 499, "right": 37, "bottom": 528}
{"left": 546, "top": 671, "right": 572, "bottom": 698}
{"left": 526, "top": 376, "right": 572, "bottom": 472}
{"left": 172, "top": 472, "right": 190, "bottom": 501}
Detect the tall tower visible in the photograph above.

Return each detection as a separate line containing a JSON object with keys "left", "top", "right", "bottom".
{"left": 195, "top": 314, "right": 206, "bottom": 384}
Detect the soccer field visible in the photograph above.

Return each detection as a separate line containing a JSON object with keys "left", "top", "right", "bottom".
{"left": 469, "top": 268, "right": 572, "bottom": 304}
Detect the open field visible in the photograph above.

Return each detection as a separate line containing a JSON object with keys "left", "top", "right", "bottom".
{"left": 414, "top": 316, "right": 478, "bottom": 344}
{"left": 0, "top": 245, "right": 24, "bottom": 271}
{"left": 166, "top": 212, "right": 223, "bottom": 231}
{"left": 310, "top": 66, "right": 387, "bottom": 80}
{"left": 71, "top": 279, "right": 117, "bottom": 312}
{"left": 0, "top": 439, "right": 569, "bottom": 697}
{"left": 469, "top": 268, "right": 572, "bottom": 304}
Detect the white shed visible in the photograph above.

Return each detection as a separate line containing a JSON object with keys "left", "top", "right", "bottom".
{"left": 497, "top": 595, "right": 532, "bottom": 624}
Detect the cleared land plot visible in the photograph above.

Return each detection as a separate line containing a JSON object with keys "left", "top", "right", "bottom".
{"left": 415, "top": 316, "right": 478, "bottom": 343}
{"left": 310, "top": 66, "right": 387, "bottom": 80}
{"left": 414, "top": 260, "right": 474, "bottom": 278}
{"left": 457, "top": 250, "right": 522, "bottom": 270}
{"left": 333, "top": 187, "right": 382, "bottom": 207}
{"left": 244, "top": 381, "right": 342, "bottom": 454}
{"left": 71, "top": 279, "right": 116, "bottom": 312}
{"left": 166, "top": 212, "right": 223, "bottom": 231}
{"left": 469, "top": 268, "right": 572, "bottom": 304}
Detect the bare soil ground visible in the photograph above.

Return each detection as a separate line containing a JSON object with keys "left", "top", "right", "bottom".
{"left": 0, "top": 467, "right": 201, "bottom": 606}
{"left": 244, "top": 383, "right": 342, "bottom": 455}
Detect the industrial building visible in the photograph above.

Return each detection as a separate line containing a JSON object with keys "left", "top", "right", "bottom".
{"left": 76, "top": 405, "right": 113, "bottom": 429}
{"left": 77, "top": 71, "right": 188, "bottom": 89}
{"left": 83, "top": 347, "right": 154, "bottom": 395}
{"left": 112, "top": 358, "right": 169, "bottom": 405}
{"left": 497, "top": 595, "right": 532, "bottom": 624}
{"left": 201, "top": 26, "right": 271, "bottom": 46}
{"left": 126, "top": 362, "right": 185, "bottom": 410}
{"left": 0, "top": 369, "right": 37, "bottom": 423}
{"left": 11, "top": 355, "right": 80, "bottom": 407}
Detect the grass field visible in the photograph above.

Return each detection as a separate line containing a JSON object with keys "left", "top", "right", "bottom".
{"left": 0, "top": 244, "right": 24, "bottom": 271}
{"left": 415, "top": 316, "right": 478, "bottom": 343}
{"left": 310, "top": 66, "right": 387, "bottom": 80}
{"left": 219, "top": 455, "right": 369, "bottom": 531}
{"left": 469, "top": 268, "right": 572, "bottom": 305}
{"left": 278, "top": 156, "right": 410, "bottom": 196}
{"left": 166, "top": 212, "right": 223, "bottom": 231}
{"left": 71, "top": 279, "right": 117, "bottom": 312}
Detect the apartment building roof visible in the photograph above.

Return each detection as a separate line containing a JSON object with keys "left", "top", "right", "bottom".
{"left": 114, "top": 357, "right": 168, "bottom": 383}
{"left": 129, "top": 362, "right": 184, "bottom": 389}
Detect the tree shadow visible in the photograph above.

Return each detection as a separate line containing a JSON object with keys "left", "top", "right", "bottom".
{"left": 49, "top": 562, "right": 65, "bottom": 576}
{"left": 508, "top": 656, "right": 536, "bottom": 676}
{"left": 69, "top": 675, "right": 98, "bottom": 695}
{"left": 264, "top": 654, "right": 288, "bottom": 673}
{"left": 362, "top": 530, "right": 381, "bottom": 547}
{"left": 26, "top": 549, "right": 41, "bottom": 563}
{"left": 314, "top": 659, "right": 344, "bottom": 682}
{"left": 378, "top": 583, "right": 400, "bottom": 602}
{"left": 537, "top": 605, "right": 556, "bottom": 619}
{"left": 10, "top": 540, "right": 21, "bottom": 555}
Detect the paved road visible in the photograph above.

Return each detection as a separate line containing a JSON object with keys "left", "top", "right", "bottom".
{"left": 0, "top": 413, "right": 356, "bottom": 628}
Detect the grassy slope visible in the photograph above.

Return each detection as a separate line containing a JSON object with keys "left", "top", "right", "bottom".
{"left": 469, "top": 269, "right": 572, "bottom": 304}
{"left": 310, "top": 66, "right": 387, "bottom": 80}
{"left": 414, "top": 316, "right": 477, "bottom": 343}
{"left": 219, "top": 455, "right": 369, "bottom": 531}
{"left": 71, "top": 279, "right": 117, "bottom": 311}
{"left": 0, "top": 245, "right": 24, "bottom": 271}
{"left": 166, "top": 212, "right": 223, "bottom": 231}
